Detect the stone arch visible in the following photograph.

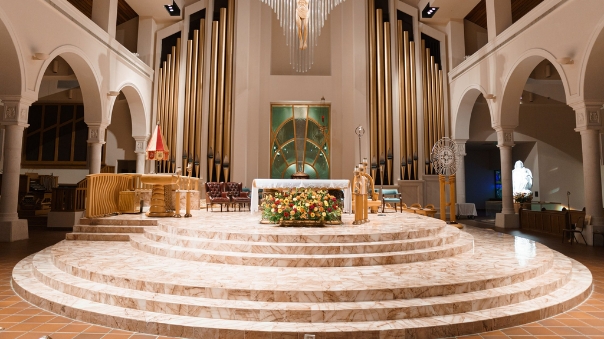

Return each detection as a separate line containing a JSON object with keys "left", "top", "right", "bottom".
{"left": 499, "top": 49, "right": 572, "bottom": 128}
{"left": 111, "top": 83, "right": 148, "bottom": 138}
{"left": 580, "top": 15, "right": 604, "bottom": 102}
{"left": 33, "top": 45, "right": 104, "bottom": 124}
{"left": 452, "top": 85, "right": 492, "bottom": 140}
{"left": 0, "top": 7, "right": 25, "bottom": 97}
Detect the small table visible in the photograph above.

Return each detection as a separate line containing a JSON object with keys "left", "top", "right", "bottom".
{"left": 251, "top": 179, "right": 351, "bottom": 213}
{"left": 456, "top": 203, "right": 477, "bottom": 219}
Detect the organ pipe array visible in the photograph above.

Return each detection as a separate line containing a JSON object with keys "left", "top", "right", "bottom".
{"left": 207, "top": 0, "right": 235, "bottom": 183}
{"left": 367, "top": 2, "right": 446, "bottom": 181}
{"left": 156, "top": 39, "right": 181, "bottom": 174}
{"left": 422, "top": 41, "right": 445, "bottom": 175}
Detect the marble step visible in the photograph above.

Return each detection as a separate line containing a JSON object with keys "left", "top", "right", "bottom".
{"left": 79, "top": 218, "right": 158, "bottom": 226}
{"left": 66, "top": 233, "right": 132, "bottom": 241}
{"left": 29, "top": 249, "right": 574, "bottom": 322}
{"left": 141, "top": 226, "right": 461, "bottom": 255}
{"left": 129, "top": 232, "right": 474, "bottom": 267}
{"left": 12, "top": 253, "right": 593, "bottom": 338}
{"left": 48, "top": 241, "right": 555, "bottom": 302}
{"left": 74, "top": 225, "right": 148, "bottom": 233}
{"left": 158, "top": 222, "right": 448, "bottom": 244}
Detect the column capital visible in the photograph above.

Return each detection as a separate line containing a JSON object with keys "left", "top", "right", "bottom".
{"left": 86, "top": 123, "right": 108, "bottom": 144}
{"left": 493, "top": 126, "right": 515, "bottom": 147}
{"left": 133, "top": 135, "right": 149, "bottom": 153}
{"left": 0, "top": 97, "right": 33, "bottom": 128}
{"left": 570, "top": 101, "right": 604, "bottom": 132}
{"left": 452, "top": 139, "right": 467, "bottom": 156}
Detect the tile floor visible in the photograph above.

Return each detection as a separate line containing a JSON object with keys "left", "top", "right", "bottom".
{"left": 1, "top": 220, "right": 604, "bottom": 339}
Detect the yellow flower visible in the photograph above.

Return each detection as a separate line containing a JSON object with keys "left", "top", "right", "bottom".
{"left": 322, "top": 212, "right": 326, "bottom": 217}
{"left": 324, "top": 201, "right": 329, "bottom": 206}
{"left": 271, "top": 208, "right": 275, "bottom": 213}
{"left": 278, "top": 209, "right": 282, "bottom": 213}
{"left": 314, "top": 207, "right": 318, "bottom": 212}
{"left": 311, "top": 212, "right": 315, "bottom": 218}
{"left": 305, "top": 203, "right": 310, "bottom": 207}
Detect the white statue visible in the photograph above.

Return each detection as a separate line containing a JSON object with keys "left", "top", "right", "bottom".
{"left": 512, "top": 160, "right": 533, "bottom": 194}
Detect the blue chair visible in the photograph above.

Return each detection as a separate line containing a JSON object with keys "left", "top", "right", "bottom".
{"left": 381, "top": 189, "right": 402, "bottom": 213}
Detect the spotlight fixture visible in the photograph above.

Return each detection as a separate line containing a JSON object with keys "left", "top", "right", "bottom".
{"left": 164, "top": 1, "right": 180, "bottom": 16}
{"left": 422, "top": 3, "right": 439, "bottom": 18}
{"left": 32, "top": 53, "right": 49, "bottom": 60}
{"left": 556, "top": 57, "right": 573, "bottom": 65}
{"left": 484, "top": 94, "right": 496, "bottom": 100}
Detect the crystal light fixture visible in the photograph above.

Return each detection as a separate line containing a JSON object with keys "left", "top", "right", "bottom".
{"left": 260, "top": 0, "right": 346, "bottom": 72}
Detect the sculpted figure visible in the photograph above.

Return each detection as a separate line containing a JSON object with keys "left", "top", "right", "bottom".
{"left": 296, "top": 0, "right": 309, "bottom": 49}
{"left": 512, "top": 160, "right": 533, "bottom": 194}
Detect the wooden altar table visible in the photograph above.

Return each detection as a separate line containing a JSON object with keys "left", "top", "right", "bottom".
{"left": 251, "top": 179, "right": 352, "bottom": 213}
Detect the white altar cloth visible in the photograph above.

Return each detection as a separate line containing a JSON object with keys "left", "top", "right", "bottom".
{"left": 251, "top": 179, "right": 351, "bottom": 213}
{"left": 456, "top": 203, "right": 477, "bottom": 217}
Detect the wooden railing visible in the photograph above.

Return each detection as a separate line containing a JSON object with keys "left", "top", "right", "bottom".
{"left": 76, "top": 178, "right": 87, "bottom": 211}
{"left": 51, "top": 184, "right": 82, "bottom": 212}
{"left": 85, "top": 174, "right": 133, "bottom": 218}
{"left": 520, "top": 209, "right": 585, "bottom": 236}
{"left": 100, "top": 165, "right": 116, "bottom": 173}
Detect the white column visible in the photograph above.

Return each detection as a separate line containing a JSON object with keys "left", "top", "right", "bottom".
{"left": 87, "top": 124, "right": 107, "bottom": 174}
{"left": 137, "top": 17, "right": 157, "bottom": 67}
{"left": 571, "top": 102, "right": 604, "bottom": 245}
{"left": 92, "top": 0, "right": 118, "bottom": 38}
{"left": 454, "top": 139, "right": 467, "bottom": 203}
{"left": 446, "top": 20, "right": 466, "bottom": 69}
{"left": 134, "top": 136, "right": 148, "bottom": 174}
{"left": 485, "top": 0, "right": 512, "bottom": 42}
{"left": 494, "top": 127, "right": 519, "bottom": 228}
{"left": 0, "top": 98, "right": 31, "bottom": 242}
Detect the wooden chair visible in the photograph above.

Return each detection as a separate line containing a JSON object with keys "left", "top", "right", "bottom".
{"left": 410, "top": 203, "right": 422, "bottom": 209}
{"left": 205, "top": 182, "right": 230, "bottom": 212}
{"left": 562, "top": 215, "right": 587, "bottom": 244}
{"left": 425, "top": 204, "right": 435, "bottom": 210}
{"left": 225, "top": 182, "right": 251, "bottom": 211}
{"left": 381, "top": 188, "right": 402, "bottom": 212}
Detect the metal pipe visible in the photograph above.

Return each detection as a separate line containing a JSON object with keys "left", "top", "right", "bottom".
{"left": 410, "top": 41, "right": 418, "bottom": 180}
{"left": 195, "top": 19, "right": 206, "bottom": 178}
{"left": 368, "top": 0, "right": 377, "bottom": 180}
{"left": 156, "top": 67, "right": 164, "bottom": 173}
{"left": 183, "top": 41, "right": 193, "bottom": 173}
{"left": 376, "top": 9, "right": 385, "bottom": 185}
{"left": 431, "top": 57, "right": 438, "bottom": 146}
{"left": 223, "top": 0, "right": 235, "bottom": 182}
{"left": 397, "top": 21, "right": 406, "bottom": 181}
{"left": 439, "top": 69, "right": 445, "bottom": 140}
{"left": 208, "top": 21, "right": 219, "bottom": 182}
{"left": 167, "top": 48, "right": 176, "bottom": 172}
{"left": 421, "top": 40, "right": 429, "bottom": 175}
{"left": 426, "top": 49, "right": 433, "bottom": 174}
{"left": 404, "top": 31, "right": 412, "bottom": 180}
{"left": 162, "top": 59, "right": 169, "bottom": 172}
{"left": 384, "top": 21, "right": 392, "bottom": 185}
{"left": 172, "top": 38, "right": 181, "bottom": 173}
{"left": 215, "top": 8, "right": 228, "bottom": 182}
{"left": 189, "top": 30, "right": 199, "bottom": 169}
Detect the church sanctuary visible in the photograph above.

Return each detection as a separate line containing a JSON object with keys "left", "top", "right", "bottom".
{"left": 3, "top": 0, "right": 604, "bottom": 338}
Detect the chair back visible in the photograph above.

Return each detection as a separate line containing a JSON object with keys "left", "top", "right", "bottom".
{"left": 425, "top": 204, "right": 435, "bottom": 210}
{"left": 224, "top": 182, "right": 243, "bottom": 198}
{"left": 411, "top": 203, "right": 422, "bottom": 209}
{"left": 381, "top": 189, "right": 399, "bottom": 197}
{"left": 572, "top": 216, "right": 584, "bottom": 231}
{"left": 205, "top": 182, "right": 224, "bottom": 198}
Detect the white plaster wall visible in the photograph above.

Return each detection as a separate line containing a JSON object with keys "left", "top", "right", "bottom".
{"left": 232, "top": 0, "right": 367, "bottom": 188}
{"left": 106, "top": 99, "right": 136, "bottom": 168}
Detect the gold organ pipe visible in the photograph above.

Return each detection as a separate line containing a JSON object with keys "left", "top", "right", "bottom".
{"left": 403, "top": 31, "right": 412, "bottom": 180}
{"left": 190, "top": 31, "right": 199, "bottom": 168}
{"left": 439, "top": 69, "right": 445, "bottom": 140}
{"left": 215, "top": 8, "right": 228, "bottom": 182}
{"left": 421, "top": 40, "right": 429, "bottom": 174}
{"left": 397, "top": 21, "right": 406, "bottom": 180}
{"left": 223, "top": 0, "right": 235, "bottom": 182}
{"left": 168, "top": 47, "right": 177, "bottom": 172}
{"left": 425, "top": 50, "right": 433, "bottom": 174}
{"left": 156, "top": 68, "right": 164, "bottom": 173}
{"left": 384, "top": 21, "right": 393, "bottom": 185}
{"left": 183, "top": 40, "right": 193, "bottom": 172}
{"left": 162, "top": 59, "right": 169, "bottom": 172}
{"left": 208, "top": 21, "right": 219, "bottom": 182}
{"left": 431, "top": 57, "right": 438, "bottom": 146}
{"left": 368, "top": 0, "right": 377, "bottom": 174}
{"left": 376, "top": 9, "right": 385, "bottom": 185}
{"left": 410, "top": 41, "right": 418, "bottom": 180}
{"left": 195, "top": 19, "right": 206, "bottom": 178}
{"left": 435, "top": 65, "right": 442, "bottom": 142}
{"left": 172, "top": 39, "right": 181, "bottom": 173}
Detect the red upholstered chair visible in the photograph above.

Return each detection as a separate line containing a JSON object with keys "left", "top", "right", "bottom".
{"left": 224, "top": 182, "right": 251, "bottom": 211}
{"left": 205, "top": 182, "right": 230, "bottom": 212}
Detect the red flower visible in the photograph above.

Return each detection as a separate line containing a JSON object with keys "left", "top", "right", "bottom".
{"left": 275, "top": 199, "right": 280, "bottom": 205}
{"left": 327, "top": 207, "right": 332, "bottom": 212}
{"left": 289, "top": 203, "right": 294, "bottom": 208}
{"left": 284, "top": 212, "right": 290, "bottom": 218}
{"left": 333, "top": 204, "right": 338, "bottom": 209}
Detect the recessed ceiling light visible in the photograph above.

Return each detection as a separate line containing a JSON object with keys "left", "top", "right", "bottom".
{"left": 164, "top": 1, "right": 180, "bottom": 16}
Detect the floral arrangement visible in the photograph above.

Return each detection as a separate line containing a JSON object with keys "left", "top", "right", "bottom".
{"left": 261, "top": 188, "right": 342, "bottom": 223}
{"left": 513, "top": 192, "right": 533, "bottom": 203}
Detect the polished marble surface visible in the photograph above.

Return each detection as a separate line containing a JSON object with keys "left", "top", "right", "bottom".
{"left": 9, "top": 211, "right": 593, "bottom": 338}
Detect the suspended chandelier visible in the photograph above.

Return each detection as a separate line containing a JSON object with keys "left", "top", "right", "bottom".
{"left": 260, "top": 0, "right": 346, "bottom": 72}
